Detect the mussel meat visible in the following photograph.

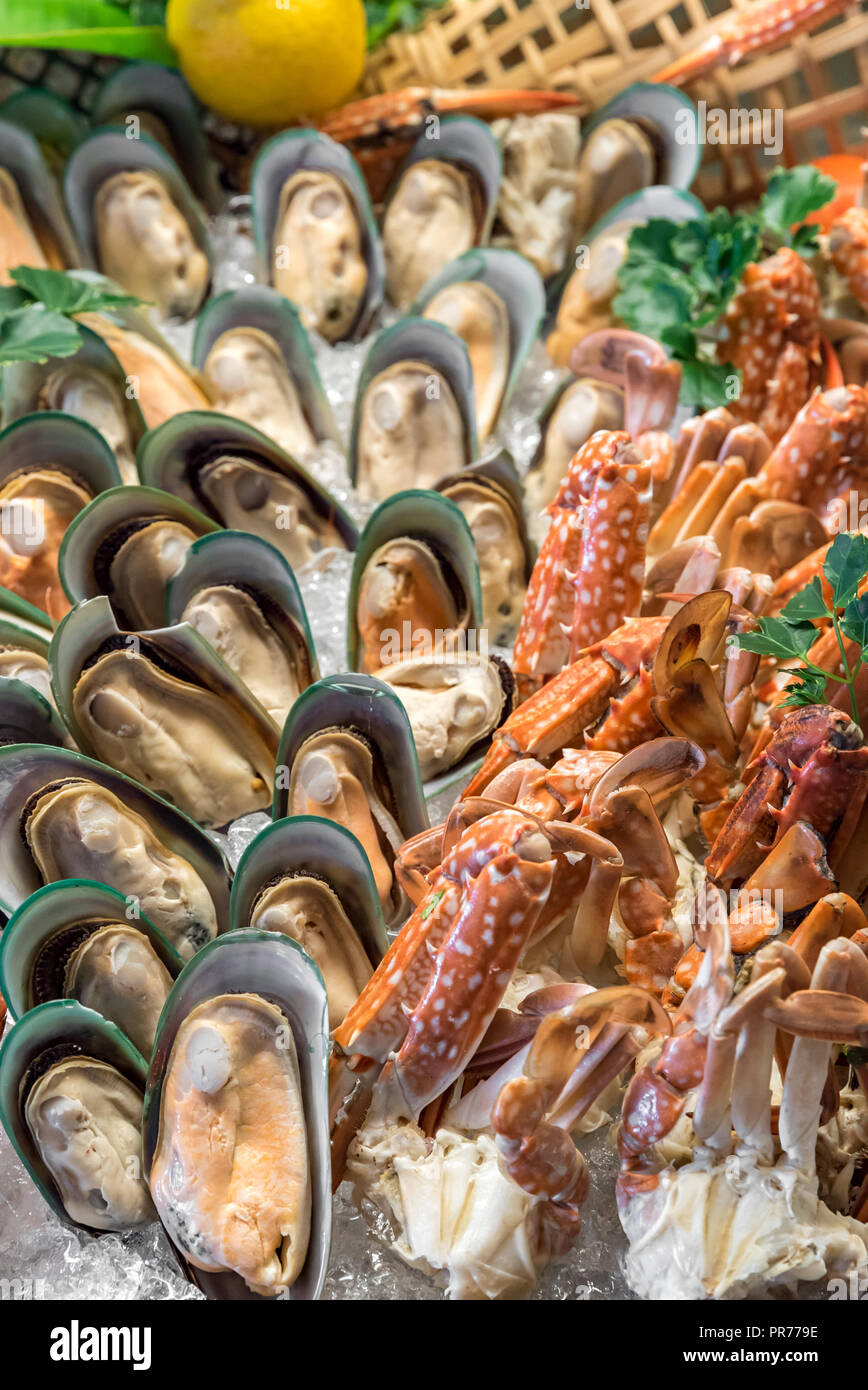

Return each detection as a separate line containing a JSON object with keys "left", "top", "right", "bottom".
{"left": 80, "top": 314, "right": 212, "bottom": 427}
{"left": 0, "top": 166, "right": 48, "bottom": 282}
{"left": 383, "top": 161, "right": 476, "bottom": 308}
{"left": 22, "top": 778, "right": 218, "bottom": 958}
{"left": 203, "top": 328, "right": 318, "bottom": 460}
{"left": 38, "top": 364, "right": 139, "bottom": 485}
{"left": 0, "top": 468, "right": 93, "bottom": 621}
{"left": 196, "top": 454, "right": 345, "bottom": 570}
{"left": 180, "top": 583, "right": 303, "bottom": 727}
{"left": 356, "top": 364, "right": 467, "bottom": 503}
{"left": 24, "top": 1052, "right": 154, "bottom": 1230}
{"left": 376, "top": 653, "right": 511, "bottom": 780}
{"left": 439, "top": 476, "right": 526, "bottom": 645}
{"left": 149, "top": 993, "right": 311, "bottom": 1296}
{"left": 422, "top": 281, "right": 509, "bottom": 441}
{"left": 288, "top": 729, "right": 406, "bottom": 922}
{"left": 355, "top": 538, "right": 466, "bottom": 675}
{"left": 250, "top": 876, "right": 372, "bottom": 1028}
{"left": 93, "top": 170, "right": 209, "bottom": 320}
{"left": 69, "top": 641, "right": 274, "bottom": 828}
{"left": 273, "top": 170, "right": 368, "bottom": 343}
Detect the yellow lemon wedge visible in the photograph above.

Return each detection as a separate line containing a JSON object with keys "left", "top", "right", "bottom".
{"left": 166, "top": 0, "right": 367, "bottom": 127}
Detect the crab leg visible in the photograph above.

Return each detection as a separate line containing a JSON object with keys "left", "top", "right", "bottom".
{"left": 653, "top": 0, "right": 850, "bottom": 87}
{"left": 569, "top": 455, "right": 651, "bottom": 659}
{"left": 373, "top": 810, "right": 557, "bottom": 1120}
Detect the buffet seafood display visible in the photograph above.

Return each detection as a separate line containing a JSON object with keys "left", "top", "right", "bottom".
{"left": 7, "top": 2, "right": 868, "bottom": 1301}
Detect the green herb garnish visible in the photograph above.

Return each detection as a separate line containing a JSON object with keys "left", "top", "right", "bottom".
{"left": 0, "top": 268, "right": 143, "bottom": 366}
{"left": 735, "top": 532, "right": 868, "bottom": 722}
{"left": 613, "top": 165, "right": 837, "bottom": 410}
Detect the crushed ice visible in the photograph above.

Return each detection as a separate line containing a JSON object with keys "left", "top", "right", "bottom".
{"left": 0, "top": 202, "right": 629, "bottom": 1302}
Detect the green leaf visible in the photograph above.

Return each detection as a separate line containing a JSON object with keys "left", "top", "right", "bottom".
{"left": 823, "top": 532, "right": 868, "bottom": 608}
{"left": 844, "top": 1045, "right": 868, "bottom": 1067}
{"left": 780, "top": 576, "right": 829, "bottom": 622}
{"left": 735, "top": 616, "right": 818, "bottom": 662}
{"left": 759, "top": 166, "right": 837, "bottom": 245}
{"left": 9, "top": 266, "right": 143, "bottom": 315}
{"left": 0, "top": 0, "right": 175, "bottom": 62}
{"left": 365, "top": 0, "right": 448, "bottom": 46}
{"left": 841, "top": 592, "right": 868, "bottom": 648}
{"left": 420, "top": 888, "right": 445, "bottom": 921}
{"left": 779, "top": 668, "right": 828, "bottom": 707}
{"left": 680, "top": 357, "right": 740, "bottom": 410}
{"left": 0, "top": 307, "right": 82, "bottom": 364}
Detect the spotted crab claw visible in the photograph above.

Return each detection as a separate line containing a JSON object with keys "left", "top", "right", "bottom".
{"left": 705, "top": 704, "right": 868, "bottom": 887}
{"left": 512, "top": 429, "right": 648, "bottom": 693}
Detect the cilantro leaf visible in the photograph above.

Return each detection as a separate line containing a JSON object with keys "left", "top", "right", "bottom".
{"left": 780, "top": 576, "right": 829, "bottom": 622}
{"left": 758, "top": 166, "right": 837, "bottom": 246}
{"left": 823, "top": 532, "right": 868, "bottom": 608}
{"left": 779, "top": 669, "right": 828, "bottom": 707}
{"left": 9, "top": 267, "right": 142, "bottom": 315}
{"left": 0, "top": 307, "right": 82, "bottom": 364}
{"left": 680, "top": 357, "right": 740, "bottom": 410}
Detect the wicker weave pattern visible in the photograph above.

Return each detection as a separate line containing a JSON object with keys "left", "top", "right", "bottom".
{"left": 365, "top": 0, "right": 868, "bottom": 205}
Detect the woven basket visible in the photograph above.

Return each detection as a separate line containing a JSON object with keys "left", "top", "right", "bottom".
{"left": 364, "top": 0, "right": 868, "bottom": 207}
{"left": 3, "top": 0, "right": 868, "bottom": 207}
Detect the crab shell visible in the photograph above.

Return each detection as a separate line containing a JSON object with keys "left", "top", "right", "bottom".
{"left": 50, "top": 596, "right": 279, "bottom": 830}
{"left": 59, "top": 484, "right": 220, "bottom": 631}
{"left": 0, "top": 744, "right": 231, "bottom": 957}
{"left": 143, "top": 931, "right": 331, "bottom": 1300}
{"left": 0, "top": 879, "right": 182, "bottom": 1057}
{"left": 347, "top": 489, "right": 482, "bottom": 676}
{"left": 0, "top": 999, "right": 153, "bottom": 1233}
{"left": 231, "top": 814, "right": 388, "bottom": 1029}
{"left": 381, "top": 115, "right": 502, "bottom": 309}
{"left": 0, "top": 118, "right": 81, "bottom": 281}
{"left": 251, "top": 130, "right": 384, "bottom": 344}
{"left": 137, "top": 411, "right": 359, "bottom": 572}
{"left": 0, "top": 412, "right": 122, "bottom": 622}
{"left": 65, "top": 129, "right": 212, "bottom": 322}
{"left": 165, "top": 529, "right": 320, "bottom": 727}
{"left": 0, "top": 324, "right": 146, "bottom": 487}
{"left": 273, "top": 673, "right": 428, "bottom": 930}
{"left": 413, "top": 248, "right": 545, "bottom": 441}
{"left": 192, "top": 286, "right": 340, "bottom": 461}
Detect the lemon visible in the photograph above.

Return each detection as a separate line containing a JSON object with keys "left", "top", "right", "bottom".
{"left": 166, "top": 0, "right": 367, "bottom": 127}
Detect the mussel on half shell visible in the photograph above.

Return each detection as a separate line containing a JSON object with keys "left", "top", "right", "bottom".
{"left": 376, "top": 652, "right": 514, "bottom": 781}
{"left": 0, "top": 1000, "right": 154, "bottom": 1232}
{"left": 51, "top": 597, "right": 278, "bottom": 830}
{"left": 193, "top": 287, "right": 340, "bottom": 462}
{"left": 381, "top": 117, "right": 501, "bottom": 310}
{"left": 137, "top": 412, "right": 359, "bottom": 572}
{"left": 167, "top": 530, "right": 318, "bottom": 728}
{"left": 0, "top": 413, "right": 122, "bottom": 621}
{"left": 274, "top": 675, "right": 427, "bottom": 932}
{"left": 65, "top": 131, "right": 212, "bottom": 321}
{"left": 251, "top": 131, "right": 383, "bottom": 344}
{"left": 143, "top": 931, "right": 331, "bottom": 1299}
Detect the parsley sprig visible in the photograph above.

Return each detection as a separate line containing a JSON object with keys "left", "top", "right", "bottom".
{"left": 612, "top": 165, "right": 837, "bottom": 410}
{"left": 0, "top": 268, "right": 143, "bottom": 366}
{"left": 735, "top": 533, "right": 868, "bottom": 722}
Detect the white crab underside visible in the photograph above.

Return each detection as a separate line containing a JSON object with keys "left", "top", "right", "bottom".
{"left": 621, "top": 1150, "right": 868, "bottom": 1300}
